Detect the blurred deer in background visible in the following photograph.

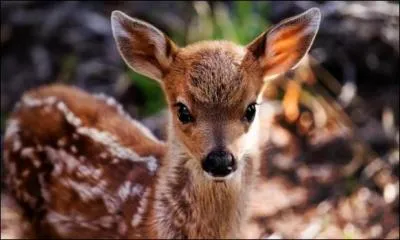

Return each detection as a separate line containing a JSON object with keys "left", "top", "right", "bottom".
{"left": 2, "top": 8, "right": 320, "bottom": 239}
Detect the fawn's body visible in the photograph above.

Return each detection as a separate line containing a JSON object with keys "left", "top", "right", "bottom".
{"left": 4, "top": 85, "right": 165, "bottom": 238}
{"left": 3, "top": 8, "right": 320, "bottom": 239}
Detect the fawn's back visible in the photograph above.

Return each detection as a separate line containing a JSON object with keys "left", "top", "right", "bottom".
{"left": 3, "top": 84, "right": 165, "bottom": 238}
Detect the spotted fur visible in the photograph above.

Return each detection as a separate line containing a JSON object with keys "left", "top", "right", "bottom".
{"left": 3, "top": 84, "right": 165, "bottom": 238}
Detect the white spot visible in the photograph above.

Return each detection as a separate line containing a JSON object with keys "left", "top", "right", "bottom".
{"left": 46, "top": 210, "right": 106, "bottom": 233}
{"left": 72, "top": 133, "right": 79, "bottom": 140}
{"left": 146, "top": 157, "right": 158, "bottom": 174}
{"left": 20, "top": 147, "right": 35, "bottom": 158}
{"left": 118, "top": 221, "right": 128, "bottom": 236}
{"left": 21, "top": 96, "right": 57, "bottom": 108}
{"left": 96, "top": 215, "right": 114, "bottom": 229}
{"left": 300, "top": 219, "right": 323, "bottom": 239}
{"left": 44, "top": 147, "right": 79, "bottom": 175}
{"left": 384, "top": 182, "right": 399, "bottom": 204}
{"left": 20, "top": 147, "right": 42, "bottom": 168}
{"left": 46, "top": 210, "right": 72, "bottom": 223}
{"left": 100, "top": 152, "right": 108, "bottom": 159}
{"left": 38, "top": 173, "right": 51, "bottom": 203}
{"left": 57, "top": 138, "right": 67, "bottom": 147}
{"left": 64, "top": 155, "right": 80, "bottom": 173}
{"left": 22, "top": 169, "right": 30, "bottom": 178}
{"left": 338, "top": 82, "right": 357, "bottom": 107}
{"left": 45, "top": 211, "right": 74, "bottom": 236}
{"left": 32, "top": 158, "right": 41, "bottom": 168}
{"left": 56, "top": 101, "right": 82, "bottom": 127}
{"left": 94, "top": 93, "right": 161, "bottom": 143}
{"left": 76, "top": 127, "right": 156, "bottom": 164}
{"left": 21, "top": 191, "right": 37, "bottom": 208}
{"left": 5, "top": 119, "right": 20, "bottom": 139}
{"left": 61, "top": 178, "right": 108, "bottom": 202}
{"left": 118, "top": 181, "right": 132, "bottom": 202}
{"left": 130, "top": 184, "right": 144, "bottom": 197}
{"left": 77, "top": 164, "right": 102, "bottom": 180}
{"left": 12, "top": 140, "right": 22, "bottom": 152}
{"left": 36, "top": 145, "right": 44, "bottom": 152}
{"left": 112, "top": 158, "right": 119, "bottom": 164}
{"left": 52, "top": 162, "right": 63, "bottom": 177}
{"left": 78, "top": 221, "right": 100, "bottom": 231}
{"left": 70, "top": 145, "right": 78, "bottom": 154}
{"left": 270, "top": 127, "right": 291, "bottom": 147}
{"left": 131, "top": 187, "right": 150, "bottom": 227}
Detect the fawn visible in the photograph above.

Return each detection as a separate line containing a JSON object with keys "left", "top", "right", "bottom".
{"left": 2, "top": 8, "right": 321, "bottom": 239}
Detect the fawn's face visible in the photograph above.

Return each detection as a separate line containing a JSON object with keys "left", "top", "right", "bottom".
{"left": 111, "top": 9, "right": 320, "bottom": 179}
{"left": 163, "top": 42, "right": 263, "bottom": 179}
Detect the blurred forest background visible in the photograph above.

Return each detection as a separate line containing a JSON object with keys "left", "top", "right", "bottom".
{"left": 1, "top": 1, "right": 399, "bottom": 239}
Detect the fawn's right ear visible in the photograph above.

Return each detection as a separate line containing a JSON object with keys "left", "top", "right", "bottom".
{"left": 111, "top": 10, "right": 179, "bottom": 83}
{"left": 247, "top": 8, "right": 321, "bottom": 80}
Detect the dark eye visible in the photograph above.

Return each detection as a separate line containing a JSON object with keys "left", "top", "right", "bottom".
{"left": 176, "top": 103, "right": 194, "bottom": 124}
{"left": 244, "top": 103, "right": 256, "bottom": 122}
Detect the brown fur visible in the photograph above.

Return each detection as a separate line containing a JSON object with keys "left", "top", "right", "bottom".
{"left": 3, "top": 84, "right": 165, "bottom": 238}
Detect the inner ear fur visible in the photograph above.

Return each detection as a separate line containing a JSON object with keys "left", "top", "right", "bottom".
{"left": 111, "top": 10, "right": 179, "bottom": 82}
{"left": 247, "top": 7, "right": 321, "bottom": 79}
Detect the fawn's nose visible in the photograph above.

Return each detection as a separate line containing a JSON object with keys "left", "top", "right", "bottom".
{"left": 202, "top": 150, "right": 237, "bottom": 177}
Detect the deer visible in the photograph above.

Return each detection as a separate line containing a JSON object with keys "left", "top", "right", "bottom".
{"left": 2, "top": 8, "right": 321, "bottom": 239}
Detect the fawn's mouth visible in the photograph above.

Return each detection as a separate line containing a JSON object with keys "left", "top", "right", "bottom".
{"left": 203, "top": 171, "right": 236, "bottom": 182}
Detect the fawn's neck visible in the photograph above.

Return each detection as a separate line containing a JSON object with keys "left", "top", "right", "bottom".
{"left": 150, "top": 128, "right": 255, "bottom": 238}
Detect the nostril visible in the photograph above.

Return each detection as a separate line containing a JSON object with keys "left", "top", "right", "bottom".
{"left": 202, "top": 150, "right": 237, "bottom": 177}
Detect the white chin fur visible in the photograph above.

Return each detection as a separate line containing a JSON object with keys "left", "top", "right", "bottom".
{"left": 203, "top": 171, "right": 235, "bottom": 181}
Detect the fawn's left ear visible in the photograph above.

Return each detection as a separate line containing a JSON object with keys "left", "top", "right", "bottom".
{"left": 247, "top": 8, "right": 321, "bottom": 79}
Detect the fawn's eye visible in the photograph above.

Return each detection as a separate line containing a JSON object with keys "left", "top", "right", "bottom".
{"left": 176, "top": 103, "right": 194, "bottom": 124}
{"left": 244, "top": 103, "right": 256, "bottom": 123}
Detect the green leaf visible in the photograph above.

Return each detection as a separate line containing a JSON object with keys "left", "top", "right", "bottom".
{"left": 213, "top": 2, "right": 238, "bottom": 42}
{"left": 128, "top": 71, "right": 166, "bottom": 117}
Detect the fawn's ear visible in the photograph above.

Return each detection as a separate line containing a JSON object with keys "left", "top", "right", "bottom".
{"left": 247, "top": 8, "right": 321, "bottom": 79}
{"left": 111, "top": 10, "right": 179, "bottom": 83}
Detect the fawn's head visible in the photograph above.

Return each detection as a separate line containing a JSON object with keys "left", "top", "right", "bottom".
{"left": 111, "top": 8, "right": 320, "bottom": 180}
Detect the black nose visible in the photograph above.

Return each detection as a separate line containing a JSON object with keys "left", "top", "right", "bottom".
{"left": 202, "top": 150, "right": 237, "bottom": 177}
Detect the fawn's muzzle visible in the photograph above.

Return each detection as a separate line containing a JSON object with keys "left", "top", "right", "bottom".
{"left": 202, "top": 149, "right": 237, "bottom": 177}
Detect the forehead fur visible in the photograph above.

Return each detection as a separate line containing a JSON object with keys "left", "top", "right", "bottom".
{"left": 174, "top": 41, "right": 248, "bottom": 106}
